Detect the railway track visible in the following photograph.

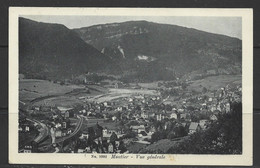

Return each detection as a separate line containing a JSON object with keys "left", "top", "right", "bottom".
{"left": 56, "top": 116, "right": 84, "bottom": 143}
{"left": 38, "top": 116, "right": 84, "bottom": 150}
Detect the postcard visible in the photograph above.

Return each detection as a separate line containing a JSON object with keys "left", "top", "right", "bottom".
{"left": 9, "top": 7, "right": 253, "bottom": 165}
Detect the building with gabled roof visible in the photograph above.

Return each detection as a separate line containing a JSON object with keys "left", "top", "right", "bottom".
{"left": 188, "top": 122, "right": 201, "bottom": 134}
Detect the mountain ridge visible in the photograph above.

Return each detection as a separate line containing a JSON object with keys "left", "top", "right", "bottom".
{"left": 74, "top": 20, "right": 241, "bottom": 82}
{"left": 19, "top": 17, "right": 242, "bottom": 82}
{"left": 75, "top": 20, "right": 240, "bottom": 40}
{"left": 19, "top": 17, "right": 121, "bottom": 80}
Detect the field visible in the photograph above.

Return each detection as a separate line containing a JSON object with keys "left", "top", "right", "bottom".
{"left": 138, "top": 82, "right": 160, "bottom": 89}
{"left": 19, "top": 75, "right": 240, "bottom": 107}
{"left": 32, "top": 96, "right": 84, "bottom": 107}
{"left": 20, "top": 78, "right": 160, "bottom": 107}
{"left": 187, "top": 75, "right": 241, "bottom": 92}
{"left": 19, "top": 79, "right": 83, "bottom": 103}
{"left": 87, "top": 88, "right": 158, "bottom": 102}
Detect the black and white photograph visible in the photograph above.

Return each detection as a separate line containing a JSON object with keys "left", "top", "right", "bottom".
{"left": 9, "top": 8, "right": 253, "bottom": 165}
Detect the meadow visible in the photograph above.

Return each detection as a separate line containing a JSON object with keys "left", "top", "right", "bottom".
{"left": 187, "top": 75, "right": 242, "bottom": 92}
{"left": 19, "top": 79, "right": 83, "bottom": 103}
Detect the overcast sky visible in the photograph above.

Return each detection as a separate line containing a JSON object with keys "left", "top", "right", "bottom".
{"left": 22, "top": 15, "right": 242, "bottom": 39}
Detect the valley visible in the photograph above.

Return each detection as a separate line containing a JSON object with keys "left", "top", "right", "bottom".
{"left": 18, "top": 17, "right": 242, "bottom": 154}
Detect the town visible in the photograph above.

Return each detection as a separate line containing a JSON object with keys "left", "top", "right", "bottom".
{"left": 19, "top": 74, "right": 242, "bottom": 154}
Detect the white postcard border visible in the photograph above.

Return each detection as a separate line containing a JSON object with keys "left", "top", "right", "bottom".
{"left": 9, "top": 7, "right": 253, "bottom": 165}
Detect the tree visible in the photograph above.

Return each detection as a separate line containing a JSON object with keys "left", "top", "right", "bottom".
{"left": 151, "top": 131, "right": 167, "bottom": 143}
{"left": 154, "top": 121, "right": 163, "bottom": 131}
{"left": 187, "top": 106, "right": 195, "bottom": 112}
{"left": 118, "top": 141, "right": 127, "bottom": 153}
{"left": 165, "top": 104, "right": 172, "bottom": 111}
{"left": 202, "top": 87, "right": 207, "bottom": 93}
{"left": 120, "top": 130, "right": 137, "bottom": 140}
{"left": 115, "top": 111, "right": 121, "bottom": 120}
{"left": 110, "top": 132, "right": 118, "bottom": 150}
{"left": 167, "top": 131, "right": 176, "bottom": 139}
{"left": 167, "top": 102, "right": 242, "bottom": 154}
{"left": 178, "top": 125, "right": 188, "bottom": 137}
{"left": 110, "top": 132, "right": 118, "bottom": 142}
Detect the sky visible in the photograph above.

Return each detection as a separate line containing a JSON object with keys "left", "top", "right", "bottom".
{"left": 22, "top": 15, "right": 242, "bottom": 39}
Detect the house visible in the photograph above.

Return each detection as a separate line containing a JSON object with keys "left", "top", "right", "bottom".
{"left": 57, "top": 106, "right": 73, "bottom": 113}
{"left": 104, "top": 102, "right": 111, "bottom": 107}
{"left": 67, "top": 128, "right": 72, "bottom": 135}
{"left": 199, "top": 119, "right": 208, "bottom": 130}
{"left": 225, "top": 102, "right": 231, "bottom": 113}
{"left": 64, "top": 110, "right": 74, "bottom": 118}
{"left": 55, "top": 129, "right": 62, "bottom": 137}
{"left": 130, "top": 125, "right": 145, "bottom": 133}
{"left": 62, "top": 130, "right": 67, "bottom": 137}
{"left": 141, "top": 111, "right": 149, "bottom": 119}
{"left": 87, "top": 111, "right": 92, "bottom": 116}
{"left": 57, "top": 106, "right": 75, "bottom": 118}
{"left": 210, "top": 105, "right": 217, "bottom": 112}
{"left": 55, "top": 122, "right": 62, "bottom": 129}
{"left": 129, "top": 98, "right": 134, "bottom": 102}
{"left": 181, "top": 122, "right": 188, "bottom": 128}
{"left": 188, "top": 122, "right": 201, "bottom": 134}
{"left": 62, "top": 121, "right": 68, "bottom": 129}
{"left": 103, "top": 113, "right": 108, "bottom": 119}
{"left": 34, "top": 106, "right": 40, "bottom": 111}
{"left": 138, "top": 131, "right": 147, "bottom": 137}
{"left": 117, "top": 106, "right": 123, "bottom": 111}
{"left": 52, "top": 115, "right": 58, "bottom": 120}
{"left": 85, "top": 147, "right": 91, "bottom": 153}
{"left": 103, "top": 128, "right": 109, "bottom": 136}
{"left": 148, "top": 112, "right": 155, "bottom": 118}
{"left": 115, "top": 141, "right": 120, "bottom": 148}
{"left": 23, "top": 145, "right": 32, "bottom": 153}
{"left": 80, "top": 130, "right": 89, "bottom": 139}
{"left": 78, "top": 148, "right": 85, "bottom": 153}
{"left": 25, "top": 126, "right": 30, "bottom": 132}
{"left": 170, "top": 112, "right": 178, "bottom": 119}
{"left": 108, "top": 143, "right": 114, "bottom": 153}
{"left": 148, "top": 125, "right": 156, "bottom": 133}
{"left": 112, "top": 116, "right": 117, "bottom": 121}
{"left": 216, "top": 104, "right": 222, "bottom": 111}
{"left": 210, "top": 114, "right": 218, "bottom": 121}
{"left": 156, "top": 113, "right": 166, "bottom": 121}
{"left": 179, "top": 113, "right": 187, "bottom": 120}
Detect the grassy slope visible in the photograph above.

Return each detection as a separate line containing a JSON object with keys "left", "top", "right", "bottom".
{"left": 19, "top": 79, "right": 82, "bottom": 103}
{"left": 187, "top": 75, "right": 241, "bottom": 92}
